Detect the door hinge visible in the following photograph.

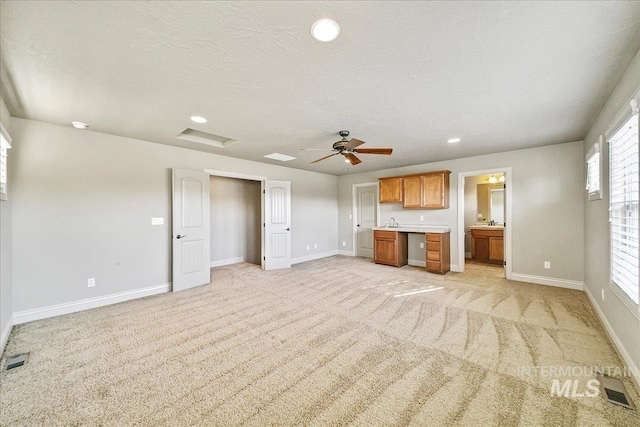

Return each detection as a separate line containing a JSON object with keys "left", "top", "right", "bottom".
{"left": 263, "top": 256, "right": 266, "bottom": 261}
{"left": 263, "top": 223, "right": 265, "bottom": 227}
{"left": 263, "top": 189, "right": 266, "bottom": 194}
{"left": 504, "top": 260, "right": 506, "bottom": 266}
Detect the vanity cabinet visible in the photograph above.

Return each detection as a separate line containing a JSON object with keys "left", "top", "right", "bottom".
{"left": 379, "top": 177, "right": 403, "bottom": 203}
{"left": 470, "top": 228, "right": 504, "bottom": 264}
{"left": 374, "top": 230, "right": 408, "bottom": 267}
{"left": 426, "top": 232, "right": 450, "bottom": 274}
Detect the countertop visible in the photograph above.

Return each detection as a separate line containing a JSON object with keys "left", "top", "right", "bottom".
{"left": 469, "top": 225, "right": 504, "bottom": 230}
{"left": 373, "top": 225, "right": 451, "bottom": 234}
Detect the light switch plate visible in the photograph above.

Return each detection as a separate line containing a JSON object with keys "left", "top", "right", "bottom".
{"left": 151, "top": 217, "right": 164, "bottom": 225}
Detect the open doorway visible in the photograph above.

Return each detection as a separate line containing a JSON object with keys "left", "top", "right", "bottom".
{"left": 209, "top": 175, "right": 262, "bottom": 267}
{"left": 457, "top": 168, "right": 512, "bottom": 278}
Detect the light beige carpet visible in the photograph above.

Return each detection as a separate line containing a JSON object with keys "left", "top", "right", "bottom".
{"left": 1, "top": 256, "right": 638, "bottom": 426}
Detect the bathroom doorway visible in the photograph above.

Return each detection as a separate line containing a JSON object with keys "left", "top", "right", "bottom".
{"left": 456, "top": 168, "right": 512, "bottom": 278}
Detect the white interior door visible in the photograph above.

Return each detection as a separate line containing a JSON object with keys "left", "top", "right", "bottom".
{"left": 264, "top": 180, "right": 291, "bottom": 270}
{"left": 356, "top": 185, "right": 376, "bottom": 258}
{"left": 172, "top": 169, "right": 210, "bottom": 291}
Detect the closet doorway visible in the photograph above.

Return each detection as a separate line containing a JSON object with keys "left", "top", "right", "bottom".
{"left": 209, "top": 175, "right": 262, "bottom": 267}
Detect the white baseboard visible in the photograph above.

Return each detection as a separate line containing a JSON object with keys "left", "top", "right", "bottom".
{"left": 450, "top": 264, "right": 461, "bottom": 273}
{"left": 510, "top": 272, "right": 584, "bottom": 291}
{"left": 210, "top": 256, "right": 244, "bottom": 268}
{"left": 13, "top": 283, "right": 171, "bottom": 325}
{"left": 292, "top": 250, "right": 339, "bottom": 265}
{"left": 338, "top": 250, "right": 355, "bottom": 257}
{"left": 1, "top": 316, "right": 13, "bottom": 355}
{"left": 584, "top": 286, "right": 640, "bottom": 393}
{"left": 408, "top": 259, "right": 426, "bottom": 268}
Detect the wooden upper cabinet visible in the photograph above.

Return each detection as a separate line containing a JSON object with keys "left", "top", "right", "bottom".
{"left": 380, "top": 170, "right": 450, "bottom": 209}
{"left": 422, "top": 170, "right": 450, "bottom": 209}
{"left": 379, "top": 177, "right": 403, "bottom": 203}
{"left": 400, "top": 170, "right": 450, "bottom": 209}
{"left": 402, "top": 175, "right": 423, "bottom": 208}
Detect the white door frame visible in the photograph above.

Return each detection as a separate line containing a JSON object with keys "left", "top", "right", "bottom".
{"left": 203, "top": 168, "right": 268, "bottom": 269}
{"left": 352, "top": 182, "right": 380, "bottom": 256}
{"left": 456, "top": 167, "right": 512, "bottom": 278}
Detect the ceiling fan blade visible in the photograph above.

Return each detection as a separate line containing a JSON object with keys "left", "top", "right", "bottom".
{"left": 353, "top": 148, "right": 393, "bottom": 155}
{"left": 344, "top": 138, "right": 366, "bottom": 149}
{"left": 344, "top": 153, "right": 362, "bottom": 165}
{"left": 311, "top": 153, "right": 339, "bottom": 164}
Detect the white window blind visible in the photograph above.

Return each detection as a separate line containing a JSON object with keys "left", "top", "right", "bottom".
{"left": 586, "top": 141, "right": 601, "bottom": 200}
{"left": 0, "top": 133, "right": 9, "bottom": 201}
{"left": 609, "top": 114, "right": 639, "bottom": 306}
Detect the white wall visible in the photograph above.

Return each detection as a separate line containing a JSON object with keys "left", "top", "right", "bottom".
{"left": 210, "top": 176, "right": 261, "bottom": 266}
{"left": 0, "top": 96, "right": 12, "bottom": 351}
{"left": 10, "top": 118, "right": 338, "bottom": 315}
{"left": 338, "top": 141, "right": 585, "bottom": 282}
{"left": 583, "top": 49, "right": 640, "bottom": 387}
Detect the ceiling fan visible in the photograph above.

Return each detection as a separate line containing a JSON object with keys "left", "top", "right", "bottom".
{"left": 304, "top": 130, "right": 393, "bottom": 165}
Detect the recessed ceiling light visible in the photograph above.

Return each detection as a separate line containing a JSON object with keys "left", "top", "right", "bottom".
{"left": 264, "top": 153, "right": 297, "bottom": 162}
{"left": 190, "top": 116, "right": 207, "bottom": 124}
{"left": 447, "top": 137, "right": 461, "bottom": 143}
{"left": 71, "top": 121, "right": 88, "bottom": 129}
{"left": 311, "top": 19, "right": 340, "bottom": 42}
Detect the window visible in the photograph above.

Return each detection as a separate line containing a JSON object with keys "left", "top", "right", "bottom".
{"left": 609, "top": 111, "right": 639, "bottom": 315}
{"left": 586, "top": 137, "right": 602, "bottom": 200}
{"left": 0, "top": 125, "right": 11, "bottom": 201}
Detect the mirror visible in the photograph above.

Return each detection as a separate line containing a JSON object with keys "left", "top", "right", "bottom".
{"left": 476, "top": 183, "right": 504, "bottom": 223}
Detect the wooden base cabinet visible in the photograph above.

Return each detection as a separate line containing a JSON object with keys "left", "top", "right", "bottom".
{"left": 426, "top": 233, "right": 450, "bottom": 274}
{"left": 374, "top": 230, "right": 408, "bottom": 267}
{"left": 470, "top": 228, "right": 504, "bottom": 264}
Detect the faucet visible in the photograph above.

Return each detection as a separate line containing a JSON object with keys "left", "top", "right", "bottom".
{"left": 390, "top": 217, "right": 397, "bottom": 227}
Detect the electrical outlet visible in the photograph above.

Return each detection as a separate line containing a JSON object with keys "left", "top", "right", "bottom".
{"left": 306, "top": 245, "right": 310, "bottom": 251}
{"left": 88, "top": 278, "right": 95, "bottom": 288}
{"left": 477, "top": 213, "right": 483, "bottom": 218}
{"left": 151, "top": 217, "right": 164, "bottom": 225}
{"left": 544, "top": 261, "right": 551, "bottom": 269}
{"left": 419, "top": 242, "right": 424, "bottom": 249}
{"left": 349, "top": 214, "right": 352, "bottom": 219}
{"left": 314, "top": 244, "right": 317, "bottom": 249}
{"left": 601, "top": 289, "right": 605, "bottom": 301}
{"left": 342, "top": 241, "right": 346, "bottom": 247}
{"left": 419, "top": 215, "right": 424, "bottom": 221}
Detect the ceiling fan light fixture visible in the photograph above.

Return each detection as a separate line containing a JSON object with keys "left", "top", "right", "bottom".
{"left": 499, "top": 174, "right": 505, "bottom": 183}
{"left": 311, "top": 19, "right": 340, "bottom": 42}
{"left": 488, "top": 175, "right": 498, "bottom": 184}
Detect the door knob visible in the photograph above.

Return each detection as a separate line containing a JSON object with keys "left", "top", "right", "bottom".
{"left": 176, "top": 234, "right": 187, "bottom": 239}
{"left": 357, "top": 224, "right": 360, "bottom": 227}
{"left": 286, "top": 228, "right": 290, "bottom": 231}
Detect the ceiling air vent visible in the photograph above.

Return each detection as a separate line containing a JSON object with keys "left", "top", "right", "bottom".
{"left": 176, "top": 128, "right": 238, "bottom": 148}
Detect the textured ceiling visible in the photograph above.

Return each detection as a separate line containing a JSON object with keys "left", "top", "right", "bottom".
{"left": 1, "top": 1, "right": 639, "bottom": 175}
